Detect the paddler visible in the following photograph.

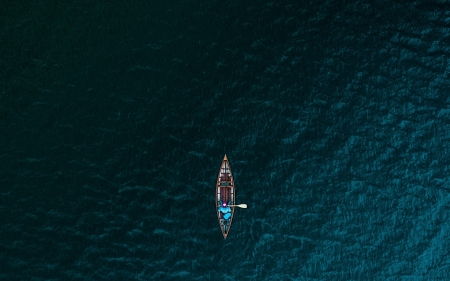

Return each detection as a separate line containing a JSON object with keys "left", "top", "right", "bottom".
{"left": 218, "top": 200, "right": 232, "bottom": 220}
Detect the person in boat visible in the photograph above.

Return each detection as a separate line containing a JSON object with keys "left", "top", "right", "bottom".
{"left": 218, "top": 200, "right": 232, "bottom": 220}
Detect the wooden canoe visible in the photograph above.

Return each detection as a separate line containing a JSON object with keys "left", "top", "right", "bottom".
{"left": 216, "top": 154, "right": 235, "bottom": 239}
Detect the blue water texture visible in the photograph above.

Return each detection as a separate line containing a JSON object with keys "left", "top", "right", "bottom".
{"left": 2, "top": 0, "right": 450, "bottom": 280}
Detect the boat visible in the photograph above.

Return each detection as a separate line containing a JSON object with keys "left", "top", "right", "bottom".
{"left": 216, "top": 154, "right": 235, "bottom": 239}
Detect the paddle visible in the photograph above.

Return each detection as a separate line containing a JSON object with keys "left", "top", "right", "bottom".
{"left": 229, "top": 204, "right": 248, "bottom": 208}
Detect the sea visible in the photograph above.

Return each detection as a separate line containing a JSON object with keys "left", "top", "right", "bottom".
{"left": 2, "top": 0, "right": 450, "bottom": 280}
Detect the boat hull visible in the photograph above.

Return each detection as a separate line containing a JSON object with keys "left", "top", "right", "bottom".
{"left": 216, "top": 154, "right": 235, "bottom": 239}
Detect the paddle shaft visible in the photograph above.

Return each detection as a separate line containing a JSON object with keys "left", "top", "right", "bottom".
{"left": 228, "top": 204, "right": 247, "bottom": 208}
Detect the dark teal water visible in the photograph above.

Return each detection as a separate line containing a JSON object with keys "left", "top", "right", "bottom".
{"left": 2, "top": 0, "right": 450, "bottom": 280}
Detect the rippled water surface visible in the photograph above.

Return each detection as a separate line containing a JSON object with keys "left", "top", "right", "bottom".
{"left": 2, "top": 0, "right": 450, "bottom": 280}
